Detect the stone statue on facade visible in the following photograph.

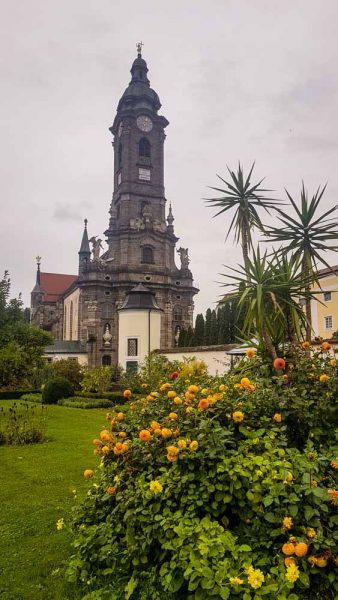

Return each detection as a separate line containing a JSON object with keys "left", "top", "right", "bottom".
{"left": 177, "top": 247, "right": 190, "bottom": 269}
{"left": 89, "top": 237, "right": 104, "bottom": 261}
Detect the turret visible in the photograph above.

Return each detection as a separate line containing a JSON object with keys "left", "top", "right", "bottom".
{"left": 78, "top": 219, "right": 91, "bottom": 274}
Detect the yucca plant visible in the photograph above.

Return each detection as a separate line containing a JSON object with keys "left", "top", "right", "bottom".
{"left": 220, "top": 247, "right": 316, "bottom": 360}
{"left": 265, "top": 183, "right": 338, "bottom": 341}
{"left": 206, "top": 163, "right": 279, "bottom": 277}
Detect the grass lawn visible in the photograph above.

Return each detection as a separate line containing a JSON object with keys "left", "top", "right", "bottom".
{"left": 0, "top": 401, "right": 111, "bottom": 600}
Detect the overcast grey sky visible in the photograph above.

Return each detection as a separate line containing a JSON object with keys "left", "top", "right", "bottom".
{"left": 1, "top": 0, "right": 338, "bottom": 316}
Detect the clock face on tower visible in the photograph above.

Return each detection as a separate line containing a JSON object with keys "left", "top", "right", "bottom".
{"left": 136, "top": 115, "right": 153, "bottom": 132}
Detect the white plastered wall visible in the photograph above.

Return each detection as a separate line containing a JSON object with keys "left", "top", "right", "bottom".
{"left": 118, "top": 309, "right": 161, "bottom": 370}
{"left": 63, "top": 288, "right": 80, "bottom": 341}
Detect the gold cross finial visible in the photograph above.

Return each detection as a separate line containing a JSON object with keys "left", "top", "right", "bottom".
{"left": 136, "top": 41, "right": 144, "bottom": 57}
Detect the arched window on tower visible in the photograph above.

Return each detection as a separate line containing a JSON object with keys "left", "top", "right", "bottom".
{"left": 118, "top": 143, "right": 122, "bottom": 166}
{"left": 173, "top": 306, "right": 183, "bottom": 321}
{"left": 69, "top": 301, "right": 73, "bottom": 341}
{"left": 141, "top": 246, "right": 154, "bottom": 264}
{"left": 102, "top": 303, "right": 113, "bottom": 320}
{"left": 139, "top": 138, "right": 151, "bottom": 158}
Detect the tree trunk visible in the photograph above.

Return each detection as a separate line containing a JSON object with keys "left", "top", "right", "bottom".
{"left": 241, "top": 226, "right": 251, "bottom": 282}
{"left": 303, "top": 260, "right": 312, "bottom": 343}
{"left": 262, "top": 326, "right": 277, "bottom": 361}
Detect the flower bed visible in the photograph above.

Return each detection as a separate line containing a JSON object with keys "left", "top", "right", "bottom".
{"left": 67, "top": 348, "right": 338, "bottom": 599}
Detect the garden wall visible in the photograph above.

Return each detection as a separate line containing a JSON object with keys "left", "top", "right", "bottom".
{"left": 155, "top": 344, "right": 238, "bottom": 376}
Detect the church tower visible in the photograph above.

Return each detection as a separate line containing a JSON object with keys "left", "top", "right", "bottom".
{"left": 31, "top": 46, "right": 199, "bottom": 368}
{"left": 86, "top": 45, "right": 199, "bottom": 361}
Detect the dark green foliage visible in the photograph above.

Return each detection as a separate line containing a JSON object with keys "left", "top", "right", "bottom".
{"left": 204, "top": 308, "right": 212, "bottom": 345}
{"left": 0, "top": 389, "right": 40, "bottom": 400}
{"left": 193, "top": 313, "right": 205, "bottom": 345}
{"left": 42, "top": 377, "right": 74, "bottom": 405}
{"left": 0, "top": 271, "right": 52, "bottom": 390}
{"left": 210, "top": 309, "right": 218, "bottom": 344}
{"left": 178, "top": 326, "right": 194, "bottom": 347}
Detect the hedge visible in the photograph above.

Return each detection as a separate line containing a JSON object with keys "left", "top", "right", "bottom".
{"left": 0, "top": 390, "right": 41, "bottom": 400}
{"left": 58, "top": 398, "right": 114, "bottom": 409}
{"left": 76, "top": 391, "right": 128, "bottom": 403}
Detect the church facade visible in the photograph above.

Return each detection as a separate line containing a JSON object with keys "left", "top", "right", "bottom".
{"left": 31, "top": 48, "right": 199, "bottom": 368}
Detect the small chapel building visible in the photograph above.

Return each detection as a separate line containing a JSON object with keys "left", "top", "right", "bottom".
{"left": 31, "top": 47, "right": 199, "bottom": 369}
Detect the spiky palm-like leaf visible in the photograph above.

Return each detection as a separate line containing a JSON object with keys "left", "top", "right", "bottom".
{"left": 265, "top": 183, "right": 338, "bottom": 277}
{"left": 265, "top": 183, "right": 338, "bottom": 340}
{"left": 220, "top": 247, "right": 317, "bottom": 358}
{"left": 206, "top": 163, "right": 280, "bottom": 271}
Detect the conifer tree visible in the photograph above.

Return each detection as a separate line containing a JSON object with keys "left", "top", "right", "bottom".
{"left": 210, "top": 310, "right": 218, "bottom": 344}
{"left": 193, "top": 314, "right": 205, "bottom": 346}
{"left": 204, "top": 308, "right": 212, "bottom": 345}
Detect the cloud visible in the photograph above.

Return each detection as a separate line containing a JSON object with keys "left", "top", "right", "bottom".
{"left": 53, "top": 204, "right": 83, "bottom": 221}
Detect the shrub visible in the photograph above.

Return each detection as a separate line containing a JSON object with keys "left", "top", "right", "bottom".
{"left": 81, "top": 367, "right": 117, "bottom": 394}
{"left": 68, "top": 346, "right": 338, "bottom": 599}
{"left": 76, "top": 391, "right": 130, "bottom": 404}
{"left": 51, "top": 359, "right": 84, "bottom": 390}
{"left": 21, "top": 393, "right": 42, "bottom": 403}
{"left": 0, "top": 401, "right": 47, "bottom": 445}
{"left": 42, "top": 376, "right": 74, "bottom": 405}
{"left": 58, "top": 398, "right": 114, "bottom": 409}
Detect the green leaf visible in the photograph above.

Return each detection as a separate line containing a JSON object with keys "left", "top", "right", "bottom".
{"left": 264, "top": 512, "right": 278, "bottom": 523}
{"left": 125, "top": 575, "right": 138, "bottom": 599}
{"left": 219, "top": 587, "right": 230, "bottom": 600}
{"left": 289, "top": 505, "right": 298, "bottom": 517}
{"left": 167, "top": 569, "right": 184, "bottom": 593}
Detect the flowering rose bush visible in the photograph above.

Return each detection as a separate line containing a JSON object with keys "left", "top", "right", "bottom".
{"left": 67, "top": 346, "right": 338, "bottom": 599}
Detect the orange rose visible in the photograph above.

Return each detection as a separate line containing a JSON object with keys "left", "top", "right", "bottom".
{"left": 84, "top": 469, "right": 94, "bottom": 478}
{"left": 139, "top": 430, "right": 151, "bottom": 442}
{"left": 198, "top": 398, "right": 209, "bottom": 411}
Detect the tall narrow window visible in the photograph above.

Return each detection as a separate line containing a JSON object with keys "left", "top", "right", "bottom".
{"left": 139, "top": 138, "right": 151, "bottom": 158}
{"left": 324, "top": 315, "right": 333, "bottom": 330}
{"left": 127, "top": 338, "right": 138, "bottom": 356}
{"left": 142, "top": 246, "right": 154, "bottom": 264}
{"left": 173, "top": 306, "right": 183, "bottom": 321}
{"left": 69, "top": 301, "right": 73, "bottom": 341}
{"left": 118, "top": 143, "right": 122, "bottom": 165}
{"left": 63, "top": 306, "right": 67, "bottom": 339}
{"left": 102, "top": 303, "right": 113, "bottom": 319}
{"left": 324, "top": 291, "right": 332, "bottom": 302}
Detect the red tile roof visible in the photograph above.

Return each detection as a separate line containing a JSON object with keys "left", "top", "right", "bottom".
{"left": 40, "top": 272, "right": 78, "bottom": 302}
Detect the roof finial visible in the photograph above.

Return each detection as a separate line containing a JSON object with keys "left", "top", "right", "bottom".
{"left": 84, "top": 218, "right": 88, "bottom": 229}
{"left": 36, "top": 255, "right": 41, "bottom": 268}
{"left": 136, "top": 41, "right": 144, "bottom": 57}
{"left": 167, "top": 203, "right": 174, "bottom": 227}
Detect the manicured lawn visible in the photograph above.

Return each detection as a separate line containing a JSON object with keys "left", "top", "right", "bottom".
{"left": 0, "top": 401, "right": 109, "bottom": 600}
